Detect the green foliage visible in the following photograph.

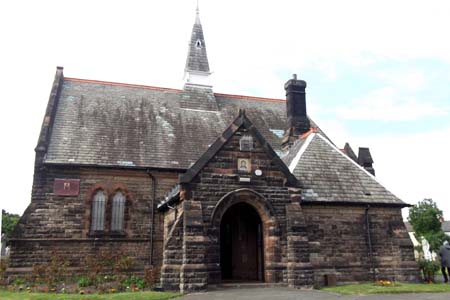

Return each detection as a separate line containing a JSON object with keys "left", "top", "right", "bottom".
{"left": 408, "top": 198, "right": 442, "bottom": 235}
{"left": 0, "top": 290, "right": 181, "bottom": 300}
{"left": 1, "top": 209, "right": 20, "bottom": 242}
{"left": 418, "top": 259, "right": 441, "bottom": 282}
{"left": 77, "top": 276, "right": 93, "bottom": 288}
{"left": 12, "top": 277, "right": 25, "bottom": 286}
{"left": 122, "top": 276, "right": 146, "bottom": 290}
{"left": 408, "top": 198, "right": 449, "bottom": 251}
{"left": 424, "top": 231, "right": 450, "bottom": 253}
{"left": 321, "top": 283, "right": 450, "bottom": 295}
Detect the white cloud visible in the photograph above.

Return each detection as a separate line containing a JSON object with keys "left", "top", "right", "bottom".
{"left": 337, "top": 87, "right": 447, "bottom": 121}
{"left": 373, "top": 69, "right": 427, "bottom": 91}
{"left": 358, "top": 127, "right": 450, "bottom": 220}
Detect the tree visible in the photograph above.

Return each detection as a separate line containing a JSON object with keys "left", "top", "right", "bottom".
{"left": 1, "top": 209, "right": 20, "bottom": 244}
{"left": 408, "top": 198, "right": 449, "bottom": 252}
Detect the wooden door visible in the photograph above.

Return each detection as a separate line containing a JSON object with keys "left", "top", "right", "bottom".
{"left": 220, "top": 203, "right": 263, "bottom": 281}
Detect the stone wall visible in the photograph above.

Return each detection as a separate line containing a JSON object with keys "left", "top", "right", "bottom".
{"left": 8, "top": 165, "right": 178, "bottom": 278}
{"left": 303, "top": 204, "right": 419, "bottom": 285}
{"left": 160, "top": 125, "right": 313, "bottom": 291}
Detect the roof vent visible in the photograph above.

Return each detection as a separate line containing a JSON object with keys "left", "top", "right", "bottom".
{"left": 240, "top": 135, "right": 253, "bottom": 152}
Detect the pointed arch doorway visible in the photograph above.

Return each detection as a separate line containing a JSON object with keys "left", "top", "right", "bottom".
{"left": 220, "top": 202, "right": 264, "bottom": 281}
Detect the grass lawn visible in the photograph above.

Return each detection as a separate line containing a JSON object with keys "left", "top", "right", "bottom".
{"left": 0, "top": 290, "right": 181, "bottom": 300}
{"left": 322, "top": 282, "right": 450, "bottom": 295}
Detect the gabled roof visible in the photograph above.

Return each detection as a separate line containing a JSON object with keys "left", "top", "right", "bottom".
{"left": 44, "top": 75, "right": 290, "bottom": 169}
{"left": 179, "top": 110, "right": 299, "bottom": 187}
{"left": 282, "top": 132, "right": 407, "bottom": 206}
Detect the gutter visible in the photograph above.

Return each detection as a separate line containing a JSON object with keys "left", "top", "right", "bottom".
{"left": 147, "top": 170, "right": 156, "bottom": 266}
{"left": 44, "top": 162, "right": 186, "bottom": 173}
{"left": 365, "top": 205, "right": 376, "bottom": 281}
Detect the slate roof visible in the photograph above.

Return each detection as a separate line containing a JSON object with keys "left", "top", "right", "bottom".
{"left": 185, "top": 8, "right": 210, "bottom": 73}
{"left": 44, "top": 77, "right": 289, "bottom": 169}
{"left": 282, "top": 132, "right": 407, "bottom": 206}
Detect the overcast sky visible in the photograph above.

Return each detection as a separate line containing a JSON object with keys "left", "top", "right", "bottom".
{"left": 1, "top": 0, "right": 450, "bottom": 220}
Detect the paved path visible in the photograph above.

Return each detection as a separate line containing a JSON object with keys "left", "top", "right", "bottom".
{"left": 178, "top": 287, "right": 450, "bottom": 300}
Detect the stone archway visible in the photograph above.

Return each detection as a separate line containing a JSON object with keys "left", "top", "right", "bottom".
{"left": 210, "top": 188, "right": 279, "bottom": 283}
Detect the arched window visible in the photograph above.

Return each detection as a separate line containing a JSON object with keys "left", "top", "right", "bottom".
{"left": 91, "top": 190, "right": 106, "bottom": 231}
{"left": 111, "top": 191, "right": 126, "bottom": 232}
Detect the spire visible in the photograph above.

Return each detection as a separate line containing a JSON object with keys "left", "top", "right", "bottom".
{"left": 195, "top": 0, "right": 200, "bottom": 24}
{"left": 184, "top": 3, "right": 211, "bottom": 88}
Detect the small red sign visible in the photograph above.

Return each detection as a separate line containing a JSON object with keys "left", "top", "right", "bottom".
{"left": 53, "top": 179, "right": 80, "bottom": 196}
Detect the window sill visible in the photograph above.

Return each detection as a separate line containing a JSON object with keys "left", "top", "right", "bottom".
{"left": 109, "top": 231, "right": 126, "bottom": 237}
{"left": 87, "top": 231, "right": 127, "bottom": 238}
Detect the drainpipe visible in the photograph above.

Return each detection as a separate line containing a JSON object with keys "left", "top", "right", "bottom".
{"left": 365, "top": 205, "right": 376, "bottom": 281}
{"left": 147, "top": 170, "right": 156, "bottom": 266}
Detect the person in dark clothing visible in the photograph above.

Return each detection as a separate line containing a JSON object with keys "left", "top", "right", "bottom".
{"left": 439, "top": 240, "right": 450, "bottom": 283}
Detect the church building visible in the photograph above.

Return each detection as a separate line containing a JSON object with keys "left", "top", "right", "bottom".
{"left": 8, "top": 7, "right": 419, "bottom": 292}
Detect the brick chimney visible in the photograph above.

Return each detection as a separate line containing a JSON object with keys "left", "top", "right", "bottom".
{"left": 282, "top": 74, "right": 311, "bottom": 149}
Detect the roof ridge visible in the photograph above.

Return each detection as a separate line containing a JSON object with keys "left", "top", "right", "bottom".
{"left": 214, "top": 92, "right": 285, "bottom": 103}
{"left": 64, "top": 77, "right": 286, "bottom": 103}
{"left": 288, "top": 133, "right": 316, "bottom": 172}
{"left": 64, "top": 77, "right": 182, "bottom": 93}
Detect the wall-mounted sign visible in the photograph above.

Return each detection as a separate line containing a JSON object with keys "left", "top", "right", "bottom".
{"left": 237, "top": 158, "right": 251, "bottom": 173}
{"left": 53, "top": 179, "right": 80, "bottom": 196}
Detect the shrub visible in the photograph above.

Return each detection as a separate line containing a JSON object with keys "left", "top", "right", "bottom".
{"left": 30, "top": 251, "right": 70, "bottom": 287}
{"left": 77, "top": 276, "right": 92, "bottom": 288}
{"left": 0, "top": 257, "right": 9, "bottom": 286}
{"left": 144, "top": 266, "right": 160, "bottom": 288}
{"left": 82, "top": 250, "right": 134, "bottom": 288}
{"left": 122, "top": 275, "right": 146, "bottom": 290}
{"left": 13, "top": 277, "right": 26, "bottom": 285}
{"left": 31, "top": 264, "right": 46, "bottom": 285}
{"left": 419, "top": 259, "right": 440, "bottom": 282}
{"left": 115, "top": 255, "right": 133, "bottom": 274}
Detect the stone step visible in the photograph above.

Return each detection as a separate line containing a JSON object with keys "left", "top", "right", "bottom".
{"left": 209, "top": 282, "right": 288, "bottom": 290}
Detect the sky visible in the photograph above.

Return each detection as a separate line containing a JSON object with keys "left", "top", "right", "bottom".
{"left": 1, "top": 0, "right": 450, "bottom": 220}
